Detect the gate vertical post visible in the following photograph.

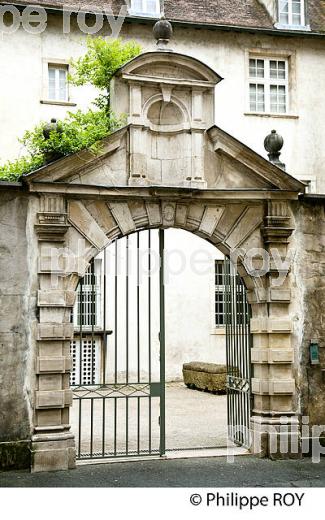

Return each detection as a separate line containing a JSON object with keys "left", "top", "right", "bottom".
{"left": 159, "top": 229, "right": 166, "bottom": 456}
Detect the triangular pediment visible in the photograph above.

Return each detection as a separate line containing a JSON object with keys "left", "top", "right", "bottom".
{"left": 24, "top": 126, "right": 130, "bottom": 186}
{"left": 207, "top": 126, "right": 305, "bottom": 192}
{"left": 24, "top": 123, "right": 305, "bottom": 195}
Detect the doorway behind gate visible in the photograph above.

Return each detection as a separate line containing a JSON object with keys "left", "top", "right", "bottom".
{"left": 70, "top": 229, "right": 251, "bottom": 460}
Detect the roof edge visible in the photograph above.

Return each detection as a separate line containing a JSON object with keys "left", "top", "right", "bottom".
{"left": 2, "top": 3, "right": 325, "bottom": 38}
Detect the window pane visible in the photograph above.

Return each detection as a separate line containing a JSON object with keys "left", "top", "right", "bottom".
{"left": 249, "top": 58, "right": 264, "bottom": 78}
{"left": 59, "top": 69, "right": 67, "bottom": 101}
{"left": 146, "top": 0, "right": 159, "bottom": 13}
{"left": 270, "top": 60, "right": 286, "bottom": 80}
{"left": 132, "top": 0, "right": 159, "bottom": 13}
{"left": 249, "top": 59, "right": 256, "bottom": 77}
{"left": 279, "top": 0, "right": 289, "bottom": 24}
{"left": 48, "top": 67, "right": 56, "bottom": 99}
{"left": 249, "top": 83, "right": 265, "bottom": 112}
{"left": 270, "top": 84, "right": 287, "bottom": 113}
{"left": 132, "top": 0, "right": 143, "bottom": 12}
{"left": 292, "top": 0, "right": 302, "bottom": 15}
{"left": 279, "top": 1, "right": 289, "bottom": 13}
{"left": 292, "top": 14, "right": 301, "bottom": 24}
{"left": 257, "top": 84, "right": 265, "bottom": 111}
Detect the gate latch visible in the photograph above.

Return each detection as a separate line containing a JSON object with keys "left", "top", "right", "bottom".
{"left": 150, "top": 383, "right": 161, "bottom": 397}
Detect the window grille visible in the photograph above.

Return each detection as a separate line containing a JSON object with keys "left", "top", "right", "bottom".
{"left": 215, "top": 260, "right": 226, "bottom": 327}
{"left": 70, "top": 338, "right": 101, "bottom": 386}
{"left": 249, "top": 57, "right": 288, "bottom": 114}
{"left": 72, "top": 259, "right": 102, "bottom": 330}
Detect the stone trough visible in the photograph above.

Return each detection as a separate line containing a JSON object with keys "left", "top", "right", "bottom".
{"left": 182, "top": 362, "right": 228, "bottom": 394}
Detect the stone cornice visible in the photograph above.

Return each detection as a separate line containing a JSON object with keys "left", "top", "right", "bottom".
{"left": 26, "top": 183, "right": 302, "bottom": 201}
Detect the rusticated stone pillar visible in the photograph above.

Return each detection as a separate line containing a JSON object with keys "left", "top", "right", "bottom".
{"left": 250, "top": 200, "right": 300, "bottom": 458}
{"left": 31, "top": 195, "right": 76, "bottom": 472}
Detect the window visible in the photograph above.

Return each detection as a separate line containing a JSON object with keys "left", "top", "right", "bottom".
{"left": 249, "top": 57, "right": 288, "bottom": 114}
{"left": 130, "top": 0, "right": 160, "bottom": 16}
{"left": 72, "top": 260, "right": 102, "bottom": 329}
{"left": 48, "top": 64, "right": 68, "bottom": 102}
{"left": 278, "top": 0, "right": 305, "bottom": 26}
{"left": 215, "top": 260, "right": 226, "bottom": 327}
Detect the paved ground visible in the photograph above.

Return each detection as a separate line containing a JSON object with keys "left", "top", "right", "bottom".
{"left": 1, "top": 456, "right": 325, "bottom": 487}
{"left": 71, "top": 383, "right": 228, "bottom": 457}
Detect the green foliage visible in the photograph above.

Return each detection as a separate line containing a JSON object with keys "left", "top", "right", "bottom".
{"left": 70, "top": 37, "right": 142, "bottom": 91}
{"left": 0, "top": 154, "right": 44, "bottom": 181}
{"left": 23, "top": 108, "right": 123, "bottom": 156}
{"left": 0, "top": 108, "right": 125, "bottom": 181}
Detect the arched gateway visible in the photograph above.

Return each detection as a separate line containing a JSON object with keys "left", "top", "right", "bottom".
{"left": 24, "top": 35, "right": 304, "bottom": 472}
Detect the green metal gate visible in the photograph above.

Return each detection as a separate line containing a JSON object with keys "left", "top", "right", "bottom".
{"left": 71, "top": 229, "right": 165, "bottom": 460}
{"left": 224, "top": 257, "right": 252, "bottom": 449}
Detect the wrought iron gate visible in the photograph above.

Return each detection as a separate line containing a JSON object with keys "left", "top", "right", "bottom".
{"left": 71, "top": 229, "right": 165, "bottom": 460}
{"left": 224, "top": 257, "right": 252, "bottom": 448}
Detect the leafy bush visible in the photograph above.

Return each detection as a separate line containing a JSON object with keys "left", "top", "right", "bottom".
{"left": 0, "top": 108, "right": 124, "bottom": 181}
{"left": 70, "top": 37, "right": 142, "bottom": 109}
{"left": 0, "top": 154, "right": 44, "bottom": 182}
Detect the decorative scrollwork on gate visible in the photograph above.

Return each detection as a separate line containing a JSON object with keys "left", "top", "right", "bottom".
{"left": 226, "top": 375, "right": 250, "bottom": 394}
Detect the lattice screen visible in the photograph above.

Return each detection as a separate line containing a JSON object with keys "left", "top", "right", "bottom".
{"left": 70, "top": 337, "right": 101, "bottom": 386}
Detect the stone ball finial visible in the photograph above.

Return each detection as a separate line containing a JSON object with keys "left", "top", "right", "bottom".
{"left": 264, "top": 129, "right": 284, "bottom": 154}
{"left": 264, "top": 130, "right": 285, "bottom": 170}
{"left": 42, "top": 118, "right": 64, "bottom": 164}
{"left": 43, "top": 118, "right": 61, "bottom": 140}
{"left": 153, "top": 17, "right": 173, "bottom": 49}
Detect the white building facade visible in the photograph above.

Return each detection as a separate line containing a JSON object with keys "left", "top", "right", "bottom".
{"left": 0, "top": 1, "right": 325, "bottom": 190}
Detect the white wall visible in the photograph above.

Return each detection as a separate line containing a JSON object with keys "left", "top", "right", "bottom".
{"left": 164, "top": 229, "right": 226, "bottom": 381}
{"left": 82, "top": 230, "right": 226, "bottom": 383}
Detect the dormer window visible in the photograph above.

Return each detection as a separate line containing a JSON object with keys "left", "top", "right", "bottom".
{"left": 278, "top": 0, "right": 305, "bottom": 26}
{"left": 130, "top": 0, "right": 160, "bottom": 17}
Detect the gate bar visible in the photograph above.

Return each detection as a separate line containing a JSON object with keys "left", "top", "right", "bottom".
{"left": 159, "top": 229, "right": 166, "bottom": 456}
{"left": 148, "top": 230, "right": 152, "bottom": 453}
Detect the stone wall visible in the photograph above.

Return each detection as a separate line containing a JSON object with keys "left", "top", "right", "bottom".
{"left": 0, "top": 187, "right": 38, "bottom": 469}
{"left": 1, "top": 185, "right": 325, "bottom": 469}
{"left": 292, "top": 198, "right": 325, "bottom": 432}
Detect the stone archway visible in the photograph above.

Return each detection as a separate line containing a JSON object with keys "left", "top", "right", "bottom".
{"left": 30, "top": 191, "right": 298, "bottom": 472}
{"left": 25, "top": 43, "right": 304, "bottom": 471}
